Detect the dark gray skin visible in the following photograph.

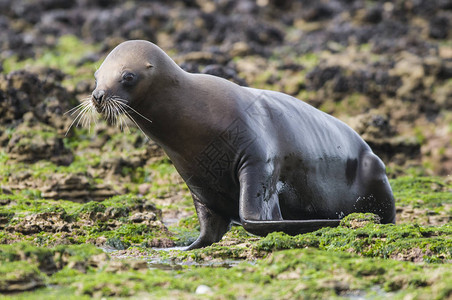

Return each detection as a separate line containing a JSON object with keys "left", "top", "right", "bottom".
{"left": 92, "top": 40, "right": 396, "bottom": 249}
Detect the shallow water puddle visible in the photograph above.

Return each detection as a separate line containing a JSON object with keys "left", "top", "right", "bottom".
{"left": 147, "top": 258, "right": 243, "bottom": 270}
{"left": 148, "top": 250, "right": 246, "bottom": 270}
{"left": 102, "top": 246, "right": 246, "bottom": 270}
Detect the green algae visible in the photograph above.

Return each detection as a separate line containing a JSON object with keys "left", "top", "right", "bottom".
{"left": 1, "top": 174, "right": 450, "bottom": 258}
{"left": 0, "top": 243, "right": 103, "bottom": 267}
{"left": 257, "top": 214, "right": 452, "bottom": 263}
{"left": 0, "top": 199, "right": 451, "bottom": 299}
{"left": 1, "top": 186, "right": 141, "bottom": 218}
{"left": 0, "top": 243, "right": 104, "bottom": 295}
{"left": 155, "top": 213, "right": 451, "bottom": 265}
{"left": 0, "top": 191, "right": 77, "bottom": 218}
{"left": 390, "top": 176, "right": 452, "bottom": 208}
{"left": 339, "top": 212, "right": 382, "bottom": 227}
{"left": 258, "top": 249, "right": 451, "bottom": 299}
{"left": 2, "top": 35, "right": 101, "bottom": 88}
{"left": 2, "top": 246, "right": 451, "bottom": 299}
{"left": 11, "top": 125, "right": 60, "bottom": 149}
{"left": 1, "top": 159, "right": 94, "bottom": 183}
{"left": 85, "top": 223, "right": 163, "bottom": 245}
{"left": 0, "top": 261, "right": 46, "bottom": 292}
{"left": 0, "top": 192, "right": 172, "bottom": 248}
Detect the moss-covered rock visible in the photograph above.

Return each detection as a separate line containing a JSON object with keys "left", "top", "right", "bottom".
{"left": 391, "top": 176, "right": 452, "bottom": 208}
{"left": 0, "top": 193, "right": 174, "bottom": 249}
{"left": 257, "top": 221, "right": 452, "bottom": 263}
{"left": 3, "top": 246, "right": 451, "bottom": 299}
{"left": 0, "top": 261, "right": 46, "bottom": 293}
{"left": 340, "top": 212, "right": 381, "bottom": 228}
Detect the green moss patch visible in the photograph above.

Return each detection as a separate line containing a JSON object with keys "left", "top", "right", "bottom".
{"left": 2, "top": 246, "right": 451, "bottom": 299}
{"left": 390, "top": 176, "right": 452, "bottom": 208}
{"left": 0, "top": 193, "right": 173, "bottom": 249}
{"left": 2, "top": 35, "right": 101, "bottom": 88}
{"left": 257, "top": 221, "right": 452, "bottom": 263}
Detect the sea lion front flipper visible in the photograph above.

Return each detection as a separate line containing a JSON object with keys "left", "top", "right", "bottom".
{"left": 186, "top": 193, "right": 231, "bottom": 250}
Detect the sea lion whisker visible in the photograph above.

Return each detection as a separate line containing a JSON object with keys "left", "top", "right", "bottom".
{"left": 82, "top": 108, "right": 90, "bottom": 132}
{"left": 110, "top": 98, "right": 153, "bottom": 124}
{"left": 103, "top": 101, "right": 112, "bottom": 125}
{"left": 110, "top": 95, "right": 129, "bottom": 103}
{"left": 82, "top": 103, "right": 96, "bottom": 129}
{"left": 65, "top": 100, "right": 91, "bottom": 116}
{"left": 112, "top": 102, "right": 120, "bottom": 126}
{"left": 65, "top": 104, "right": 92, "bottom": 136}
{"left": 90, "top": 103, "right": 98, "bottom": 121}
{"left": 110, "top": 101, "right": 119, "bottom": 126}
{"left": 109, "top": 97, "right": 130, "bottom": 128}
{"left": 111, "top": 100, "right": 129, "bottom": 132}
{"left": 117, "top": 107, "right": 130, "bottom": 133}
{"left": 118, "top": 112, "right": 129, "bottom": 132}
{"left": 69, "top": 98, "right": 97, "bottom": 132}
{"left": 88, "top": 105, "right": 98, "bottom": 133}
{"left": 115, "top": 103, "right": 132, "bottom": 133}
{"left": 75, "top": 104, "right": 92, "bottom": 129}
{"left": 121, "top": 107, "right": 150, "bottom": 139}
{"left": 106, "top": 102, "right": 114, "bottom": 126}
{"left": 79, "top": 101, "right": 93, "bottom": 127}
{"left": 122, "top": 115, "right": 131, "bottom": 133}
{"left": 77, "top": 103, "right": 92, "bottom": 126}
{"left": 80, "top": 109, "right": 88, "bottom": 128}
{"left": 110, "top": 100, "right": 124, "bottom": 130}
{"left": 67, "top": 104, "right": 92, "bottom": 131}
{"left": 110, "top": 95, "right": 126, "bottom": 102}
{"left": 104, "top": 102, "right": 110, "bottom": 124}
{"left": 65, "top": 104, "right": 84, "bottom": 116}
{"left": 123, "top": 103, "right": 153, "bottom": 124}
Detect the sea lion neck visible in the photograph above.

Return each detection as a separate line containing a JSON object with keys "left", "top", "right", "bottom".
{"left": 114, "top": 42, "right": 240, "bottom": 156}
{"left": 131, "top": 65, "right": 233, "bottom": 154}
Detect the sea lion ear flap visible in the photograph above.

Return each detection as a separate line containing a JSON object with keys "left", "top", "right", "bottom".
{"left": 146, "top": 62, "right": 153, "bottom": 69}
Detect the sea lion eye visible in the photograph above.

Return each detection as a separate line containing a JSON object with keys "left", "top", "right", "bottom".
{"left": 121, "top": 72, "right": 136, "bottom": 85}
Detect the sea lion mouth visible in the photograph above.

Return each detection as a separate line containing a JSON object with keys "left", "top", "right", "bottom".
{"left": 95, "top": 96, "right": 130, "bottom": 126}
{"left": 94, "top": 103, "right": 103, "bottom": 114}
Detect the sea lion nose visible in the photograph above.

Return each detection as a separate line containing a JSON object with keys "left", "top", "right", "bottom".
{"left": 92, "top": 89, "right": 105, "bottom": 105}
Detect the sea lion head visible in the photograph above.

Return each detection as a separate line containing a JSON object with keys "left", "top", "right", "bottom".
{"left": 67, "top": 40, "right": 183, "bottom": 136}
{"left": 91, "top": 40, "right": 159, "bottom": 126}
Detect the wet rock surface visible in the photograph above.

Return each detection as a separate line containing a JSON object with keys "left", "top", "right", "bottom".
{"left": 0, "top": 69, "right": 74, "bottom": 129}
{"left": 6, "top": 119, "right": 74, "bottom": 165}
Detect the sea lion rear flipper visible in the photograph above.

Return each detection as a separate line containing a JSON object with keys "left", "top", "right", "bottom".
{"left": 241, "top": 219, "right": 341, "bottom": 236}
{"left": 238, "top": 165, "right": 340, "bottom": 236}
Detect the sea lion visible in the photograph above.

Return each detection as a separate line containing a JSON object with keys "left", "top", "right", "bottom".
{"left": 87, "top": 40, "right": 396, "bottom": 249}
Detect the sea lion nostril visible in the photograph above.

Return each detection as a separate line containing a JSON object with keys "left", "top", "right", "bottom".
{"left": 92, "top": 90, "right": 105, "bottom": 104}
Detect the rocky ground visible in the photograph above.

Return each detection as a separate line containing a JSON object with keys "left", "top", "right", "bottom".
{"left": 0, "top": 0, "right": 451, "bottom": 299}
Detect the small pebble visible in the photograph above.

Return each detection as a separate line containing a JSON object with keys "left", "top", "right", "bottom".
{"left": 195, "top": 284, "right": 213, "bottom": 295}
